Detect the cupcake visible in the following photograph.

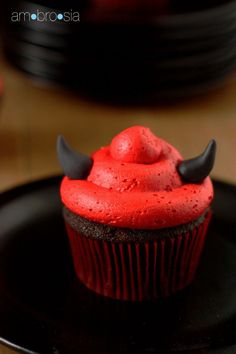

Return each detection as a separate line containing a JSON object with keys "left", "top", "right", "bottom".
{"left": 57, "top": 126, "right": 216, "bottom": 301}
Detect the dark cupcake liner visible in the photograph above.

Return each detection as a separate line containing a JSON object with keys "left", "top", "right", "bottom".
{"left": 65, "top": 212, "right": 211, "bottom": 301}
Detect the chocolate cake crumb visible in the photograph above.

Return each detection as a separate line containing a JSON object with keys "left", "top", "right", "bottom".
{"left": 63, "top": 206, "right": 209, "bottom": 243}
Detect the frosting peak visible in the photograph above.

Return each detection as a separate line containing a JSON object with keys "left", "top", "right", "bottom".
{"left": 87, "top": 127, "right": 183, "bottom": 193}
{"left": 110, "top": 126, "right": 162, "bottom": 164}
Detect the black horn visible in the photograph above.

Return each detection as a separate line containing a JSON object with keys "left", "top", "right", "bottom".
{"left": 57, "top": 135, "right": 93, "bottom": 180}
{"left": 178, "top": 140, "right": 216, "bottom": 183}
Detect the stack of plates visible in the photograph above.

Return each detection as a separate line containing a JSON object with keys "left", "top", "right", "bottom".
{"left": 4, "top": 0, "right": 236, "bottom": 103}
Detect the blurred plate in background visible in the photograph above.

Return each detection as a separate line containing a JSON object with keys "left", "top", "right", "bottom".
{"left": 3, "top": 0, "right": 236, "bottom": 103}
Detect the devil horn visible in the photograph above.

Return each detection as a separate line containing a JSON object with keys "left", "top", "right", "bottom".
{"left": 57, "top": 135, "right": 93, "bottom": 180}
{"left": 178, "top": 139, "right": 216, "bottom": 183}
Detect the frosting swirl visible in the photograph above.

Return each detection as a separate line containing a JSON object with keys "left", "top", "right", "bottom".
{"left": 61, "top": 126, "right": 213, "bottom": 229}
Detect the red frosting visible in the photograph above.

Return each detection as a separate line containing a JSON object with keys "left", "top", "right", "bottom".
{"left": 61, "top": 126, "right": 213, "bottom": 229}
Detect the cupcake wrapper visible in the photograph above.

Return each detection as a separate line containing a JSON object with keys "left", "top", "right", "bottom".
{"left": 65, "top": 212, "right": 211, "bottom": 301}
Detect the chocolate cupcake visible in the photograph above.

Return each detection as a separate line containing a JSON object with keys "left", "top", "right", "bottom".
{"left": 57, "top": 126, "right": 216, "bottom": 301}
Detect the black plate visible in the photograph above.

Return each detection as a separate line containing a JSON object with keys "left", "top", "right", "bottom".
{"left": 6, "top": 28, "right": 236, "bottom": 62}
{"left": 4, "top": 0, "right": 236, "bottom": 103}
{"left": 0, "top": 177, "right": 236, "bottom": 354}
{"left": 6, "top": 49, "right": 236, "bottom": 102}
{"left": 6, "top": 53, "right": 236, "bottom": 88}
{"left": 8, "top": 10, "right": 236, "bottom": 42}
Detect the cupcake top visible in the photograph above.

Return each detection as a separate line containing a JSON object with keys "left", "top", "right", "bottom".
{"left": 58, "top": 126, "right": 216, "bottom": 229}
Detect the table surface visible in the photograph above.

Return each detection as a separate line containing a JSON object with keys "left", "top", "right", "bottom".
{"left": 1, "top": 52, "right": 236, "bottom": 354}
